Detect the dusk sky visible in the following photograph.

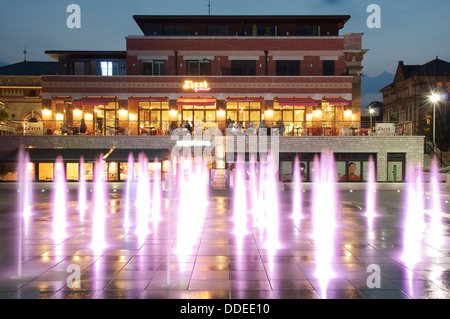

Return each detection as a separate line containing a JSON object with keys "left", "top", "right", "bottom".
{"left": 1, "top": 0, "right": 449, "bottom": 106}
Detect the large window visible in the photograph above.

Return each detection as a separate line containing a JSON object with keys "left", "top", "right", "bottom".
{"left": 323, "top": 60, "right": 335, "bottom": 76}
{"left": 226, "top": 101, "right": 261, "bottom": 125}
{"left": 73, "top": 60, "right": 125, "bottom": 75}
{"left": 187, "top": 60, "right": 211, "bottom": 76}
{"left": 387, "top": 153, "right": 405, "bottom": 182}
{"left": 276, "top": 60, "right": 300, "bottom": 76}
{"left": 335, "top": 153, "right": 377, "bottom": 182}
{"left": 273, "top": 102, "right": 306, "bottom": 135}
{"left": 164, "top": 25, "right": 187, "bottom": 35}
{"left": 231, "top": 60, "right": 256, "bottom": 76}
{"left": 142, "top": 61, "right": 165, "bottom": 75}
{"left": 298, "top": 25, "right": 320, "bottom": 36}
{"left": 139, "top": 101, "right": 170, "bottom": 135}
{"left": 207, "top": 25, "right": 229, "bottom": 35}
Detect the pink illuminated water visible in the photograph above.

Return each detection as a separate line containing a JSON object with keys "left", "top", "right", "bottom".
{"left": 232, "top": 159, "right": 249, "bottom": 246}
{"left": 150, "top": 157, "right": 162, "bottom": 228}
{"left": 428, "top": 157, "right": 444, "bottom": 249}
{"left": 291, "top": 155, "right": 303, "bottom": 226}
{"left": 78, "top": 156, "right": 88, "bottom": 219}
{"left": 174, "top": 156, "right": 208, "bottom": 264}
{"left": 123, "top": 153, "right": 135, "bottom": 229}
{"left": 365, "top": 156, "right": 376, "bottom": 229}
{"left": 401, "top": 163, "right": 425, "bottom": 271}
{"left": 52, "top": 156, "right": 67, "bottom": 242}
{"left": 263, "top": 154, "right": 281, "bottom": 251}
{"left": 90, "top": 158, "right": 107, "bottom": 253}
{"left": 135, "top": 153, "right": 151, "bottom": 243}
{"left": 312, "top": 150, "right": 338, "bottom": 299}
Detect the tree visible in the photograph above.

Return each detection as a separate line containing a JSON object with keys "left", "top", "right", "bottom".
{"left": 0, "top": 109, "right": 9, "bottom": 121}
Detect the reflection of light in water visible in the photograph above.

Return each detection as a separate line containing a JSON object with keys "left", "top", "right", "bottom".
{"left": 150, "top": 157, "right": 162, "bottom": 228}
{"left": 123, "top": 153, "right": 135, "bottom": 229}
{"left": 52, "top": 156, "right": 67, "bottom": 242}
{"left": 174, "top": 156, "right": 208, "bottom": 267}
{"left": 233, "top": 159, "right": 248, "bottom": 248}
{"left": 401, "top": 162, "right": 425, "bottom": 298}
{"left": 263, "top": 154, "right": 281, "bottom": 251}
{"left": 90, "top": 158, "right": 107, "bottom": 254}
{"left": 248, "top": 155, "right": 259, "bottom": 223}
{"left": 255, "top": 161, "right": 267, "bottom": 234}
{"left": 365, "top": 156, "right": 376, "bottom": 230}
{"left": 135, "top": 153, "right": 150, "bottom": 244}
{"left": 292, "top": 155, "right": 303, "bottom": 226}
{"left": 312, "top": 150, "right": 337, "bottom": 299}
{"left": 427, "top": 157, "right": 444, "bottom": 250}
{"left": 401, "top": 163, "right": 424, "bottom": 270}
{"left": 22, "top": 157, "right": 33, "bottom": 229}
{"left": 78, "top": 156, "right": 88, "bottom": 220}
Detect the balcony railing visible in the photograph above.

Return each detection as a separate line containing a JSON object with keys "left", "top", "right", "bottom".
{"left": 0, "top": 120, "right": 413, "bottom": 137}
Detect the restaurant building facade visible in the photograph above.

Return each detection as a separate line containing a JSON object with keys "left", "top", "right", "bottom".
{"left": 0, "top": 15, "right": 425, "bottom": 186}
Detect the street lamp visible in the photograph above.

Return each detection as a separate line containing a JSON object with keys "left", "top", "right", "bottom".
{"left": 369, "top": 107, "right": 375, "bottom": 129}
{"left": 430, "top": 92, "right": 441, "bottom": 152}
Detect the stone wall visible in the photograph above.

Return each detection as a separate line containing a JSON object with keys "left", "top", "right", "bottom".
{"left": 0, "top": 135, "right": 425, "bottom": 182}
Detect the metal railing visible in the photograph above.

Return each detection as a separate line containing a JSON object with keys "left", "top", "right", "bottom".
{"left": 0, "top": 120, "right": 414, "bottom": 137}
{"left": 424, "top": 139, "right": 450, "bottom": 168}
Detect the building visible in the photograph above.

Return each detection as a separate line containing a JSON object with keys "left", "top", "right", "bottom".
{"left": 380, "top": 58, "right": 450, "bottom": 136}
{"left": 0, "top": 61, "right": 58, "bottom": 135}
{"left": 41, "top": 15, "right": 367, "bottom": 136}
{"left": 0, "top": 15, "right": 426, "bottom": 185}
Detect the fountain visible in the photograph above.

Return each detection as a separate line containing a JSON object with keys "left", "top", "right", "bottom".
{"left": 291, "top": 155, "right": 303, "bottom": 226}
{"left": 52, "top": 156, "right": 67, "bottom": 242}
{"left": 365, "top": 156, "right": 377, "bottom": 230}
{"left": 401, "top": 162, "right": 425, "bottom": 271}
{"left": 78, "top": 156, "right": 88, "bottom": 219}
{"left": 90, "top": 156, "right": 107, "bottom": 253}
{"left": 312, "top": 150, "right": 338, "bottom": 299}
{"left": 232, "top": 157, "right": 249, "bottom": 247}
{"left": 135, "top": 153, "right": 151, "bottom": 243}
{"left": 427, "top": 156, "right": 444, "bottom": 249}
{"left": 123, "top": 152, "right": 135, "bottom": 229}
{"left": 150, "top": 157, "right": 162, "bottom": 228}
{"left": 263, "top": 154, "right": 281, "bottom": 251}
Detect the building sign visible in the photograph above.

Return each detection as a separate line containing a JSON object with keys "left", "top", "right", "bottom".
{"left": 183, "top": 80, "right": 211, "bottom": 93}
{"left": 375, "top": 123, "right": 395, "bottom": 136}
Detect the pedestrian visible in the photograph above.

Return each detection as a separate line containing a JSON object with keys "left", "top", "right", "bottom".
{"left": 79, "top": 118, "right": 87, "bottom": 134}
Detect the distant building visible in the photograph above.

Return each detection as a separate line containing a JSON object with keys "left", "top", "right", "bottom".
{"left": 0, "top": 61, "right": 58, "bottom": 134}
{"left": 380, "top": 57, "right": 450, "bottom": 134}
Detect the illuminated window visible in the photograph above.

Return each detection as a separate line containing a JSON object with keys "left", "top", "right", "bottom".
{"left": 101, "top": 61, "right": 113, "bottom": 76}
{"left": 38, "top": 163, "right": 54, "bottom": 181}
{"left": 66, "top": 163, "right": 79, "bottom": 181}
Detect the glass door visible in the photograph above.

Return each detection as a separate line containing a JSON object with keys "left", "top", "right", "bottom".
{"left": 105, "top": 110, "right": 116, "bottom": 135}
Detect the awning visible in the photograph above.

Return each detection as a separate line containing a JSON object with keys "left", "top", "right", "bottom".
{"left": 105, "top": 149, "right": 169, "bottom": 162}
{"left": 177, "top": 98, "right": 216, "bottom": 106}
{"left": 323, "top": 97, "right": 350, "bottom": 105}
{"left": 276, "top": 97, "right": 318, "bottom": 106}
{"left": 128, "top": 97, "right": 168, "bottom": 102}
{"left": 72, "top": 97, "right": 116, "bottom": 106}
{"left": 226, "top": 97, "right": 264, "bottom": 102}
{"left": 0, "top": 148, "right": 111, "bottom": 163}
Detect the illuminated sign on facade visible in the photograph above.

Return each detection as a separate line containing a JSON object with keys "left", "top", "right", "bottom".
{"left": 183, "top": 80, "right": 211, "bottom": 92}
